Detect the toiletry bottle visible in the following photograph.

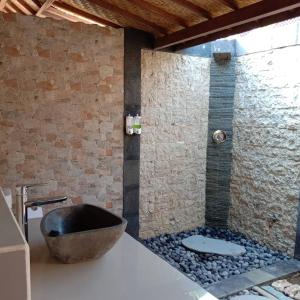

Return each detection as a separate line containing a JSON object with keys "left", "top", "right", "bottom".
{"left": 133, "top": 114, "right": 141, "bottom": 135}
{"left": 126, "top": 114, "right": 134, "bottom": 135}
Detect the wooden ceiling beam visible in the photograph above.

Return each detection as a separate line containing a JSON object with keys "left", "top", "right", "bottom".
{"left": 53, "top": 2, "right": 121, "bottom": 28}
{"left": 36, "top": 0, "right": 55, "bottom": 17}
{"left": 47, "top": 6, "right": 82, "bottom": 22}
{"left": 43, "top": 9, "right": 64, "bottom": 20}
{"left": 129, "top": 0, "right": 188, "bottom": 28}
{"left": 5, "top": 2, "right": 17, "bottom": 12}
{"left": 9, "top": 1, "right": 25, "bottom": 14}
{"left": 176, "top": 7, "right": 300, "bottom": 50}
{"left": 27, "top": 0, "right": 41, "bottom": 10}
{"left": 5, "top": 6, "right": 14, "bottom": 12}
{"left": 155, "top": 0, "right": 300, "bottom": 49}
{"left": 87, "top": 0, "right": 168, "bottom": 35}
{"left": 215, "top": 0, "right": 239, "bottom": 10}
{"left": 10, "top": 0, "right": 36, "bottom": 14}
{"left": 0, "top": 0, "right": 7, "bottom": 11}
{"left": 172, "top": 0, "right": 212, "bottom": 19}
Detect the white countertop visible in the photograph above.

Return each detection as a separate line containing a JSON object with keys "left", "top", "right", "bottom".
{"left": 29, "top": 219, "right": 217, "bottom": 300}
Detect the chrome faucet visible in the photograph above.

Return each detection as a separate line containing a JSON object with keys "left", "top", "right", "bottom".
{"left": 15, "top": 183, "right": 67, "bottom": 241}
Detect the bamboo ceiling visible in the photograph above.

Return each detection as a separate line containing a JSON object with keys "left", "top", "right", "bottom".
{"left": 0, "top": 0, "right": 300, "bottom": 49}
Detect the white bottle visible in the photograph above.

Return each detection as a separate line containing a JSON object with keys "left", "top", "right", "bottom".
{"left": 133, "top": 114, "right": 141, "bottom": 135}
{"left": 126, "top": 114, "right": 134, "bottom": 135}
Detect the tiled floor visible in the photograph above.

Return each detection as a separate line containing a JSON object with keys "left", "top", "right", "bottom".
{"left": 207, "top": 259, "right": 300, "bottom": 298}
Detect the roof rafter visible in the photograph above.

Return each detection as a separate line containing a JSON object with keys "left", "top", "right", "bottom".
{"left": 27, "top": 0, "right": 41, "bottom": 10}
{"left": 155, "top": 0, "right": 300, "bottom": 49}
{"left": 176, "top": 6, "right": 300, "bottom": 50}
{"left": 129, "top": 0, "right": 188, "bottom": 28}
{"left": 53, "top": 2, "right": 121, "bottom": 28}
{"left": 87, "top": 0, "right": 168, "bottom": 35}
{"left": 36, "top": 0, "right": 55, "bottom": 17}
{"left": 172, "top": 0, "right": 212, "bottom": 20}
{"left": 47, "top": 6, "right": 81, "bottom": 22}
{"left": 43, "top": 9, "right": 63, "bottom": 20}
{"left": 5, "top": 2, "right": 18, "bottom": 12}
{"left": 10, "top": 0, "right": 36, "bottom": 14}
{"left": 0, "top": 0, "right": 7, "bottom": 11}
{"left": 215, "top": 0, "right": 239, "bottom": 10}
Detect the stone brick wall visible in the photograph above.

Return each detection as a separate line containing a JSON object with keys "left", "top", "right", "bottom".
{"left": 140, "top": 50, "right": 210, "bottom": 238}
{"left": 0, "top": 14, "right": 124, "bottom": 214}
{"left": 229, "top": 45, "right": 300, "bottom": 254}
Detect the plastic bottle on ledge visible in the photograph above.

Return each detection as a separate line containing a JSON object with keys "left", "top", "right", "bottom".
{"left": 133, "top": 114, "right": 141, "bottom": 135}
{"left": 126, "top": 114, "right": 134, "bottom": 135}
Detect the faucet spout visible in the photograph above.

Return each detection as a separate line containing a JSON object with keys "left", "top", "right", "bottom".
{"left": 15, "top": 183, "right": 68, "bottom": 242}
{"left": 24, "top": 195, "right": 68, "bottom": 241}
{"left": 25, "top": 196, "right": 68, "bottom": 208}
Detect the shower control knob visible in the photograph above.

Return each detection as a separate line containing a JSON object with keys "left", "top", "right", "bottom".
{"left": 212, "top": 130, "right": 227, "bottom": 144}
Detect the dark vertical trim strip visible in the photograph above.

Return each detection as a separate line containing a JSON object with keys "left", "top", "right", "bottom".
{"left": 294, "top": 192, "right": 300, "bottom": 258}
{"left": 205, "top": 51, "right": 236, "bottom": 228}
{"left": 123, "top": 28, "right": 153, "bottom": 238}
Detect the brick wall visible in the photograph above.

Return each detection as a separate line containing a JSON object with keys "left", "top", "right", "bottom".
{"left": 229, "top": 45, "right": 300, "bottom": 254}
{"left": 140, "top": 50, "right": 210, "bottom": 238}
{"left": 0, "top": 14, "right": 124, "bottom": 214}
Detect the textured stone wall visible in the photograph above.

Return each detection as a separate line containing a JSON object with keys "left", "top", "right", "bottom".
{"left": 140, "top": 50, "right": 210, "bottom": 238}
{"left": 0, "top": 14, "right": 124, "bottom": 214}
{"left": 229, "top": 45, "right": 300, "bottom": 254}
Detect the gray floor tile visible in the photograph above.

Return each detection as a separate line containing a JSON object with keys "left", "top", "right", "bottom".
{"left": 243, "top": 269, "right": 275, "bottom": 283}
{"left": 207, "top": 260, "right": 300, "bottom": 298}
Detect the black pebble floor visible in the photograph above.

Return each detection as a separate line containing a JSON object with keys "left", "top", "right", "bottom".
{"left": 143, "top": 227, "right": 290, "bottom": 287}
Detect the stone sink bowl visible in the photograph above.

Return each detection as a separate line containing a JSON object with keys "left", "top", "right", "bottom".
{"left": 40, "top": 204, "right": 127, "bottom": 264}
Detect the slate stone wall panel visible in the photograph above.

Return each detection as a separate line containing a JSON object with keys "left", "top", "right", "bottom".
{"left": 205, "top": 57, "right": 235, "bottom": 227}
{"left": 123, "top": 29, "right": 152, "bottom": 238}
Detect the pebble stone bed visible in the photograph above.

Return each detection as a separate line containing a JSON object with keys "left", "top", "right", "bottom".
{"left": 143, "top": 227, "right": 290, "bottom": 288}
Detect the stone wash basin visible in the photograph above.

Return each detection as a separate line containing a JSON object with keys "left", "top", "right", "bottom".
{"left": 40, "top": 204, "right": 127, "bottom": 264}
